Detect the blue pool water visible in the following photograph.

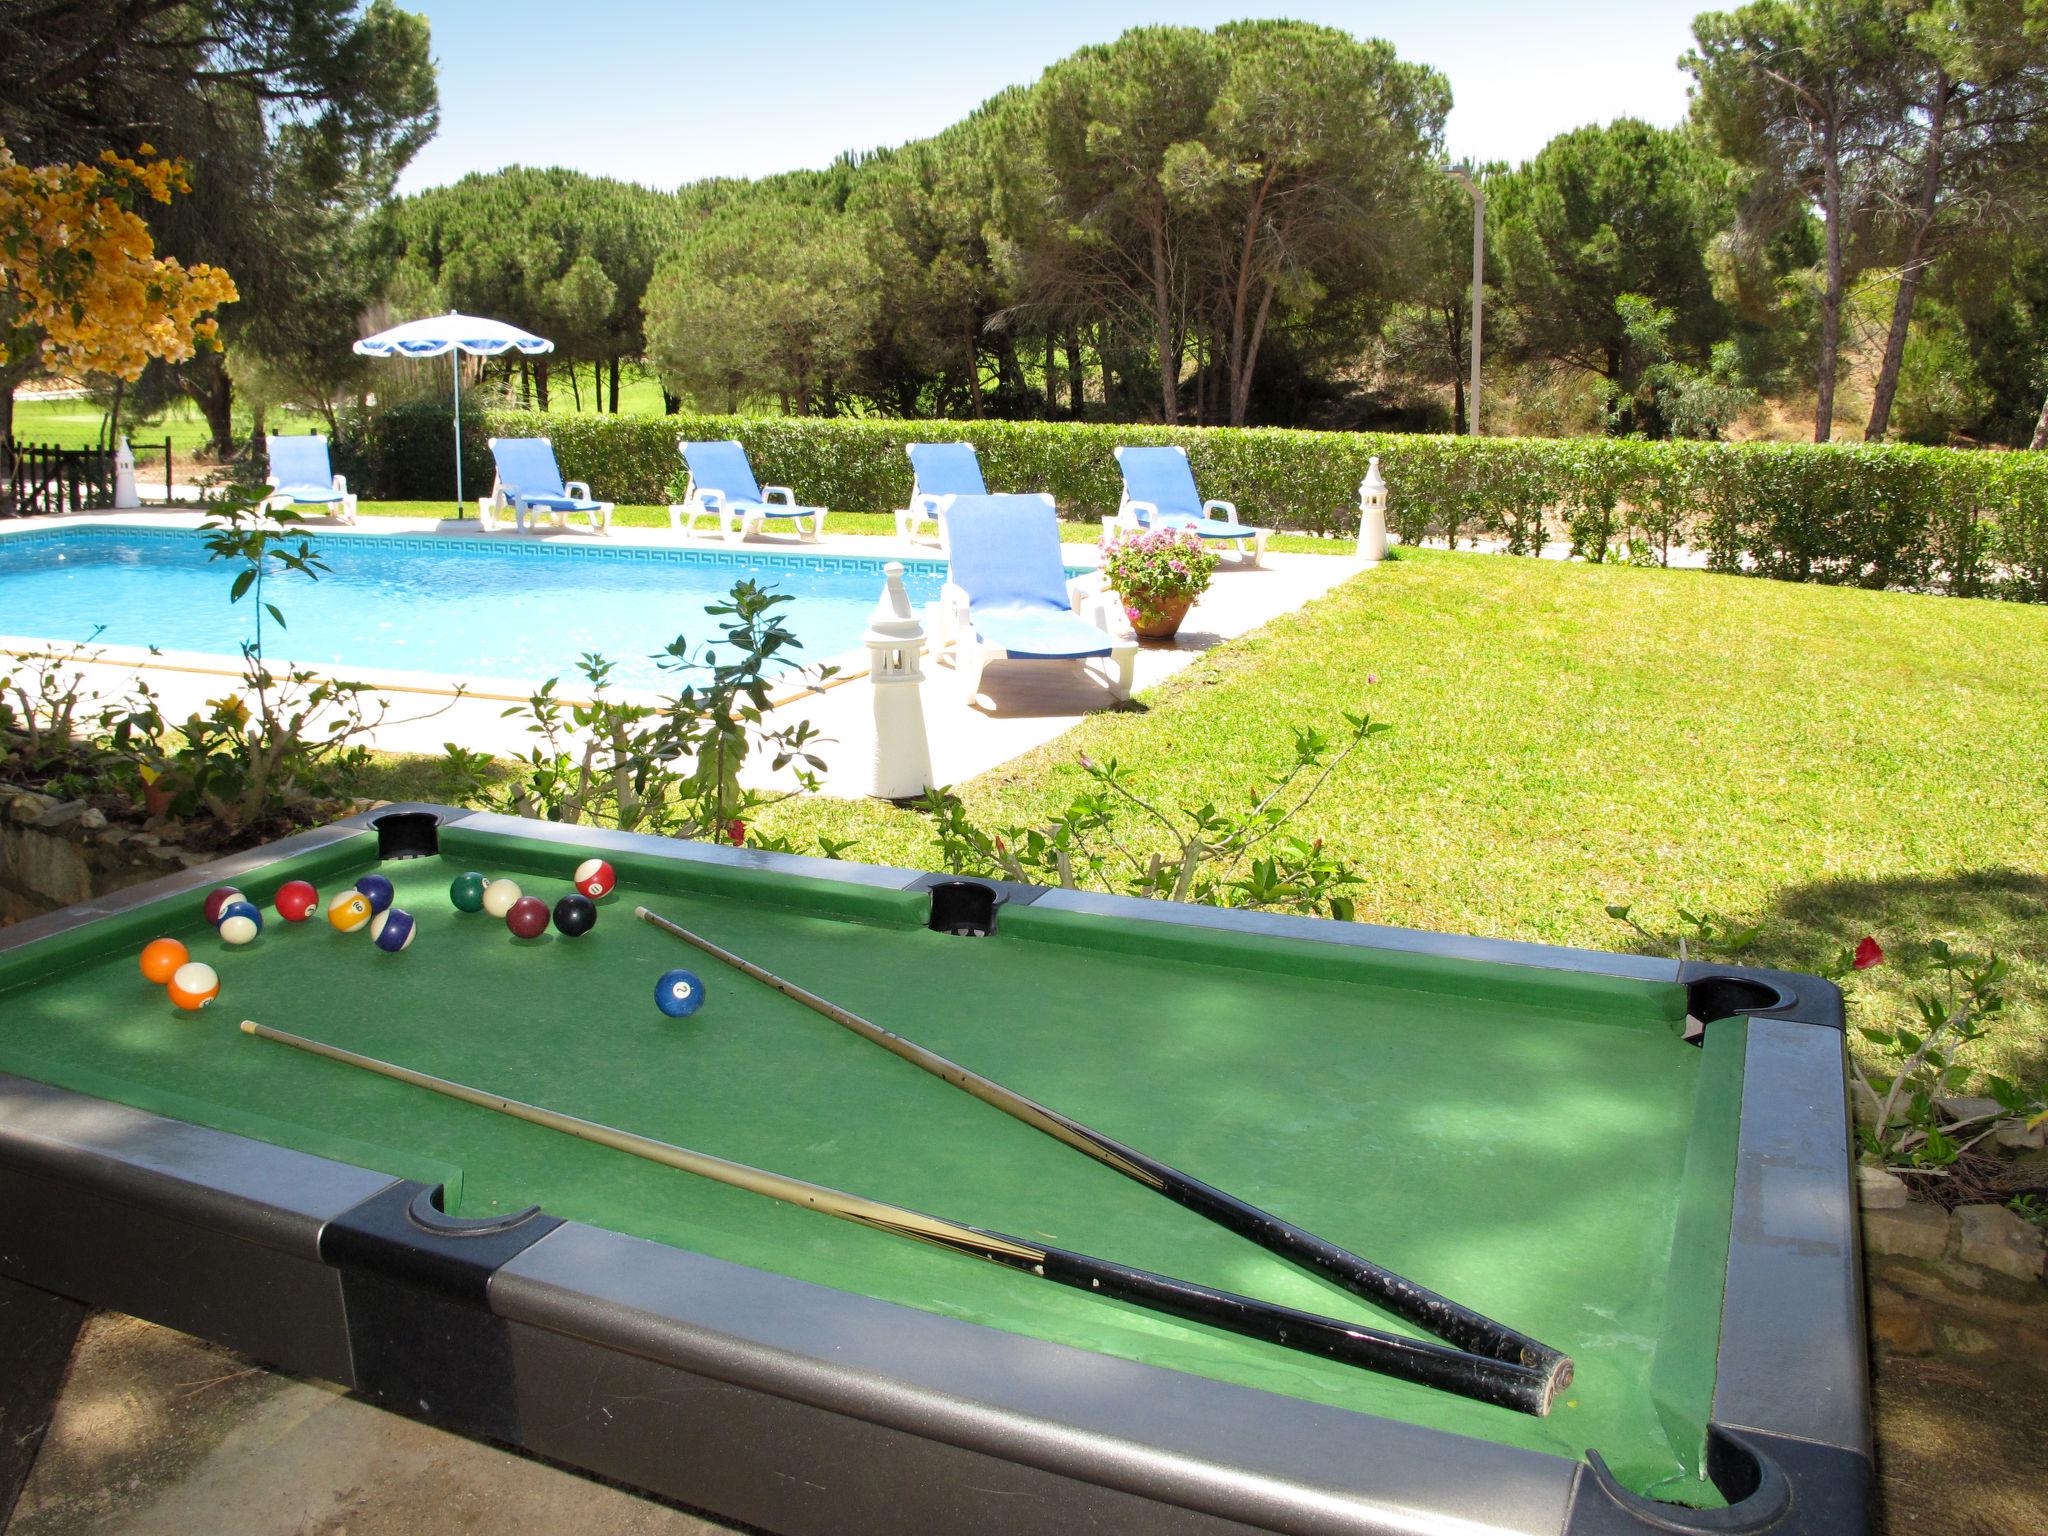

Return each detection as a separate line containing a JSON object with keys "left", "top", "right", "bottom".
{"left": 0, "top": 527, "right": 951, "bottom": 690}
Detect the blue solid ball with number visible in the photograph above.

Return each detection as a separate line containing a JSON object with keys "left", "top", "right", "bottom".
{"left": 655, "top": 968, "right": 705, "bottom": 1018}
{"left": 355, "top": 874, "right": 396, "bottom": 914}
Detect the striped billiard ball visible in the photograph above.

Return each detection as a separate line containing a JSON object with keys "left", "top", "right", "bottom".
{"left": 168, "top": 961, "right": 220, "bottom": 1011}
{"left": 371, "top": 907, "right": 416, "bottom": 952}
{"left": 201, "top": 886, "right": 244, "bottom": 925}
{"left": 574, "top": 859, "right": 616, "bottom": 900}
{"left": 328, "top": 890, "right": 374, "bottom": 933}
{"left": 216, "top": 900, "right": 264, "bottom": 946}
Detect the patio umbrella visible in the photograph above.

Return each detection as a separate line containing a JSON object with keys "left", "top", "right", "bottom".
{"left": 353, "top": 312, "right": 554, "bottom": 517}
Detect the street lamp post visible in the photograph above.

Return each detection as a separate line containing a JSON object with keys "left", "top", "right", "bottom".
{"left": 1449, "top": 167, "right": 1485, "bottom": 436}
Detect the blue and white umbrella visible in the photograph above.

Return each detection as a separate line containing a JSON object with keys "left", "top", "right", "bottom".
{"left": 353, "top": 312, "right": 554, "bottom": 517}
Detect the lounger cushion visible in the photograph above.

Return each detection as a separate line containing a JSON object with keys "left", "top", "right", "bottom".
{"left": 943, "top": 493, "right": 1113, "bottom": 657}
{"left": 969, "top": 603, "right": 1116, "bottom": 660}
{"left": 514, "top": 493, "right": 607, "bottom": 512}
{"left": 271, "top": 484, "right": 346, "bottom": 503}
{"left": 1142, "top": 510, "right": 1262, "bottom": 541}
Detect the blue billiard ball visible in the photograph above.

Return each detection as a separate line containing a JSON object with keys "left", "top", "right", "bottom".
{"left": 655, "top": 968, "right": 705, "bottom": 1018}
{"left": 216, "top": 900, "right": 263, "bottom": 946}
{"left": 371, "top": 907, "right": 416, "bottom": 953}
{"left": 355, "top": 874, "right": 396, "bottom": 914}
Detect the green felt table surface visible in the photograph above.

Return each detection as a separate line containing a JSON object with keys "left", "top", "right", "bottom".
{"left": 0, "top": 826, "right": 1742, "bottom": 1504}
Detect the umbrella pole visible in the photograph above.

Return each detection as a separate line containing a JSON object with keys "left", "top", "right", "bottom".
{"left": 451, "top": 349, "right": 464, "bottom": 518}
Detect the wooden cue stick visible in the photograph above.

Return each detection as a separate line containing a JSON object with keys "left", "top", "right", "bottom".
{"left": 634, "top": 903, "right": 1568, "bottom": 1377}
{"left": 238, "top": 1018, "right": 1565, "bottom": 1414}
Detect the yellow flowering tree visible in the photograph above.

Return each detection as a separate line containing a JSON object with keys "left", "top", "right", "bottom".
{"left": 0, "top": 140, "right": 240, "bottom": 383}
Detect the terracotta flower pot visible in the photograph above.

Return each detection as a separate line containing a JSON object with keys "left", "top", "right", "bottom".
{"left": 1123, "top": 593, "right": 1193, "bottom": 642}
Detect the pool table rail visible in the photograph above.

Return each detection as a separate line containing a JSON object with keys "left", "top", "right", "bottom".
{"left": 0, "top": 803, "right": 1871, "bottom": 1535}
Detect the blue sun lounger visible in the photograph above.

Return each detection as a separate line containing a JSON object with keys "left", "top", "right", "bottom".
{"left": 897, "top": 442, "right": 988, "bottom": 546}
{"left": 263, "top": 435, "right": 356, "bottom": 525}
{"left": 938, "top": 493, "right": 1135, "bottom": 703}
{"left": 481, "top": 437, "right": 613, "bottom": 533}
{"left": 672, "top": 440, "right": 825, "bottom": 542}
{"left": 1112, "top": 445, "right": 1269, "bottom": 566}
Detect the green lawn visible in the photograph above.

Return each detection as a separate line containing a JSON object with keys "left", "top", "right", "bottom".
{"left": 11, "top": 395, "right": 327, "bottom": 462}
{"left": 360, "top": 546, "right": 2046, "bottom": 1073}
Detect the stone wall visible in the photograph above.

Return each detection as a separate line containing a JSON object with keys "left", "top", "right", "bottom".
{"left": 0, "top": 788, "right": 212, "bottom": 924}
{"left": 1860, "top": 1164, "right": 2048, "bottom": 1360}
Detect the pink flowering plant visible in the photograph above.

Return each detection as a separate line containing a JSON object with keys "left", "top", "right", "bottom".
{"left": 1100, "top": 525, "right": 1218, "bottom": 618}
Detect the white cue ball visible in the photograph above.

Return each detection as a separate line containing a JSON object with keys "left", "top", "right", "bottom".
{"left": 480, "top": 878, "right": 523, "bottom": 920}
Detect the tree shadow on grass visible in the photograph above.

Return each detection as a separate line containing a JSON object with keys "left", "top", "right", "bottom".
{"left": 1603, "top": 867, "right": 2047, "bottom": 1080}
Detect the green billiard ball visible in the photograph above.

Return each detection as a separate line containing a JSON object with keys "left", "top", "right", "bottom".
{"left": 449, "top": 870, "right": 488, "bottom": 913}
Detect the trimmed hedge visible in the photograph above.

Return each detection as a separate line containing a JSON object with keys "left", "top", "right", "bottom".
{"left": 334, "top": 406, "right": 2048, "bottom": 602}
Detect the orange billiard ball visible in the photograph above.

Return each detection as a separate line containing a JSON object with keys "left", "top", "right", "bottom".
{"left": 140, "top": 937, "right": 189, "bottom": 986}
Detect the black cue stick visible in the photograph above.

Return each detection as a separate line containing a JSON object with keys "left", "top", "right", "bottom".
{"left": 633, "top": 905, "right": 1570, "bottom": 1383}
{"left": 240, "top": 1018, "right": 1565, "bottom": 1415}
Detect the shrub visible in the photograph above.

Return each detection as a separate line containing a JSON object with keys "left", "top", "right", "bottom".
{"left": 334, "top": 404, "right": 2048, "bottom": 602}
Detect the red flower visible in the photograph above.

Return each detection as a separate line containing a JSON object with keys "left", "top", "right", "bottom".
{"left": 1853, "top": 936, "right": 1884, "bottom": 970}
{"left": 726, "top": 819, "right": 747, "bottom": 847}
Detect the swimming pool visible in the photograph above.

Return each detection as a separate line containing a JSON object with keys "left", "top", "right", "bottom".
{"left": 0, "top": 526, "right": 952, "bottom": 690}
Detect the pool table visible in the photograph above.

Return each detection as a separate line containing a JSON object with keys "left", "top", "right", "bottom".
{"left": 0, "top": 805, "right": 1870, "bottom": 1535}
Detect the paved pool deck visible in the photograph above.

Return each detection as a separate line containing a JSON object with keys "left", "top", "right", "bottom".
{"left": 0, "top": 508, "right": 1368, "bottom": 794}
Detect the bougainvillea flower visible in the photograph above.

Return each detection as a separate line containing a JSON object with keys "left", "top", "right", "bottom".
{"left": 1853, "top": 936, "right": 1884, "bottom": 970}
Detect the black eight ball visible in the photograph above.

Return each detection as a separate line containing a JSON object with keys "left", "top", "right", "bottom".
{"left": 552, "top": 893, "right": 598, "bottom": 938}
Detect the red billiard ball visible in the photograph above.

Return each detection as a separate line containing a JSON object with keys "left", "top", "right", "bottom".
{"left": 275, "top": 880, "right": 319, "bottom": 922}
{"left": 202, "top": 886, "right": 244, "bottom": 925}
{"left": 505, "top": 895, "right": 551, "bottom": 940}
{"left": 574, "top": 858, "right": 616, "bottom": 900}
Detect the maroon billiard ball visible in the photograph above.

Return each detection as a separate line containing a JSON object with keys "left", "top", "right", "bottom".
{"left": 505, "top": 895, "right": 551, "bottom": 940}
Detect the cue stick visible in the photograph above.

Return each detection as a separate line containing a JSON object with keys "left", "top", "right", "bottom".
{"left": 635, "top": 904, "right": 1569, "bottom": 1381}
{"left": 240, "top": 1018, "right": 1565, "bottom": 1415}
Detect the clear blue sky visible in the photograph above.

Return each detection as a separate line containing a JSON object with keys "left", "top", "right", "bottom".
{"left": 396, "top": 0, "right": 1711, "bottom": 194}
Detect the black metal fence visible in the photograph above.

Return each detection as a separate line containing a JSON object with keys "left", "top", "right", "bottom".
{"left": 1, "top": 438, "right": 175, "bottom": 517}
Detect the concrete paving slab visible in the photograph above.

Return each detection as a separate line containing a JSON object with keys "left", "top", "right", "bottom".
{"left": 11, "top": 1313, "right": 744, "bottom": 1536}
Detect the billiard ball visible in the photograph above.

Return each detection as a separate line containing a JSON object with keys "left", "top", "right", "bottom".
{"left": 201, "top": 886, "right": 244, "bottom": 925}
{"left": 275, "top": 880, "right": 319, "bottom": 922}
{"left": 552, "top": 893, "right": 597, "bottom": 937}
{"left": 354, "top": 874, "right": 395, "bottom": 914}
{"left": 506, "top": 895, "right": 550, "bottom": 939}
{"left": 216, "top": 900, "right": 264, "bottom": 946}
{"left": 140, "top": 937, "right": 189, "bottom": 985}
{"left": 655, "top": 968, "right": 705, "bottom": 1017}
{"left": 449, "top": 871, "right": 488, "bottom": 912}
{"left": 167, "top": 961, "right": 220, "bottom": 1011}
{"left": 328, "top": 890, "right": 374, "bottom": 933}
{"left": 481, "top": 879, "right": 523, "bottom": 920}
{"left": 371, "top": 907, "right": 416, "bottom": 952}
{"left": 574, "top": 858, "right": 616, "bottom": 900}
